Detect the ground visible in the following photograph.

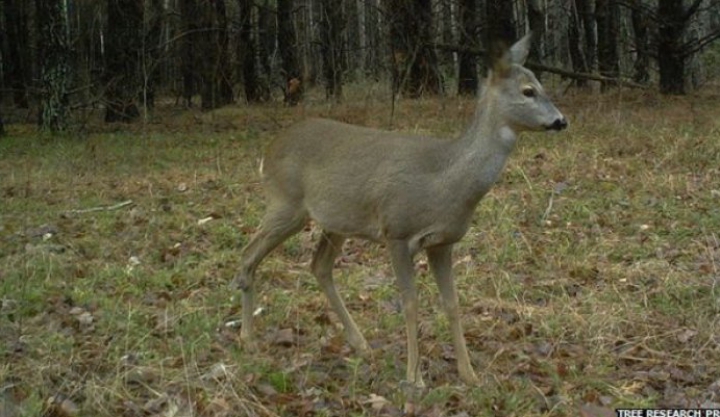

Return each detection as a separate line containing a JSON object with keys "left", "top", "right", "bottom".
{"left": 1, "top": 85, "right": 720, "bottom": 417}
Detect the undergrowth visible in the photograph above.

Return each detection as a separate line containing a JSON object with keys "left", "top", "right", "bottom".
{"left": 1, "top": 85, "right": 720, "bottom": 416}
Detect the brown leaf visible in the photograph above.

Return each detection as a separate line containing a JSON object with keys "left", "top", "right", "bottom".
{"left": 365, "top": 393, "right": 391, "bottom": 412}
{"left": 43, "top": 395, "right": 79, "bottom": 417}
{"left": 200, "top": 397, "right": 231, "bottom": 417}
{"left": 676, "top": 328, "right": 697, "bottom": 344}
{"left": 255, "top": 383, "right": 278, "bottom": 397}
{"left": 143, "top": 395, "right": 169, "bottom": 415}
{"left": 201, "top": 363, "right": 233, "bottom": 381}
{"left": 125, "top": 367, "right": 158, "bottom": 385}
{"left": 272, "top": 328, "right": 297, "bottom": 347}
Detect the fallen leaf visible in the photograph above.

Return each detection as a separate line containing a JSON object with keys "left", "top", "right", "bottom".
{"left": 143, "top": 395, "right": 169, "bottom": 415}
{"left": 676, "top": 328, "right": 697, "bottom": 344}
{"left": 255, "top": 383, "right": 278, "bottom": 397}
{"left": 202, "top": 363, "right": 233, "bottom": 381}
{"left": 365, "top": 393, "right": 391, "bottom": 411}
{"left": 44, "top": 395, "right": 79, "bottom": 417}
{"left": 272, "top": 328, "right": 296, "bottom": 347}
{"left": 125, "top": 367, "right": 158, "bottom": 385}
{"left": 197, "top": 216, "right": 214, "bottom": 226}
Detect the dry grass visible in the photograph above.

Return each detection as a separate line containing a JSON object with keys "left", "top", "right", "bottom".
{"left": 1, "top": 83, "right": 720, "bottom": 416}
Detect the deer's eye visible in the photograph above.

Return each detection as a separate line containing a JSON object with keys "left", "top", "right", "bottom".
{"left": 522, "top": 87, "right": 536, "bottom": 98}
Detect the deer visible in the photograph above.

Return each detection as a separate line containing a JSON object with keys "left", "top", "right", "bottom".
{"left": 231, "top": 34, "right": 567, "bottom": 388}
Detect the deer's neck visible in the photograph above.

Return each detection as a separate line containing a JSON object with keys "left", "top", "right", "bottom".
{"left": 448, "top": 93, "right": 517, "bottom": 204}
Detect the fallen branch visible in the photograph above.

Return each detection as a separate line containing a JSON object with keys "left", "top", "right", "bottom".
{"left": 436, "top": 43, "right": 649, "bottom": 89}
{"left": 64, "top": 200, "right": 134, "bottom": 214}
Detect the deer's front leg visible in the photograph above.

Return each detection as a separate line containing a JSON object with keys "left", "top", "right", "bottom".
{"left": 427, "top": 244, "right": 478, "bottom": 385}
{"left": 388, "top": 240, "right": 424, "bottom": 389}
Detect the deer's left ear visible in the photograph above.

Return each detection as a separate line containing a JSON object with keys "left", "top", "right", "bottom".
{"left": 508, "top": 32, "right": 532, "bottom": 66}
{"left": 492, "top": 33, "right": 532, "bottom": 80}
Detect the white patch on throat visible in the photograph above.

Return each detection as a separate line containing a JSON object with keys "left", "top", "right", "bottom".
{"left": 499, "top": 126, "right": 517, "bottom": 147}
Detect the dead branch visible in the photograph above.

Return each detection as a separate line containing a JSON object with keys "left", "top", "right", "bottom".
{"left": 436, "top": 43, "right": 648, "bottom": 89}
{"left": 64, "top": 200, "right": 134, "bottom": 215}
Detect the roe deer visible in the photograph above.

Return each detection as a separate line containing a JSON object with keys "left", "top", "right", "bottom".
{"left": 232, "top": 34, "right": 567, "bottom": 387}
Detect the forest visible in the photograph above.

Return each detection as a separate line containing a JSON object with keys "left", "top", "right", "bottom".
{"left": 2, "top": 0, "right": 720, "bottom": 133}
{"left": 2, "top": 1, "right": 720, "bottom": 417}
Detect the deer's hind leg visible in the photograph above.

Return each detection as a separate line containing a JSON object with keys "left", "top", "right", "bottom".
{"left": 388, "top": 240, "right": 425, "bottom": 389}
{"left": 311, "top": 231, "right": 371, "bottom": 355}
{"left": 233, "top": 204, "right": 307, "bottom": 345}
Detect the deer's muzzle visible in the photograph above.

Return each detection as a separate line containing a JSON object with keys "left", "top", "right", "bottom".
{"left": 546, "top": 117, "right": 568, "bottom": 131}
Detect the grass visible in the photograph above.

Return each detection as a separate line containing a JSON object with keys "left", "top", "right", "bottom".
{"left": 2, "top": 84, "right": 720, "bottom": 416}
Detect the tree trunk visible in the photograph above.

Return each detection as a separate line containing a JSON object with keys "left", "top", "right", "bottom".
{"left": 345, "top": 0, "right": 361, "bottom": 79}
{"left": 485, "top": 0, "right": 516, "bottom": 49}
{"left": 527, "top": 0, "right": 545, "bottom": 79}
{"left": 238, "top": 0, "right": 265, "bottom": 102}
{"left": 199, "top": 0, "right": 234, "bottom": 110}
{"left": 657, "top": 0, "right": 686, "bottom": 94}
{"left": 36, "top": 0, "right": 72, "bottom": 131}
{"left": 576, "top": 0, "right": 596, "bottom": 71}
{"left": 596, "top": 0, "right": 619, "bottom": 90}
{"left": 440, "top": 0, "right": 454, "bottom": 67}
{"left": 630, "top": 0, "right": 650, "bottom": 84}
{"left": 142, "top": 0, "right": 165, "bottom": 110}
{"left": 278, "top": 0, "right": 303, "bottom": 104}
{"left": 457, "top": 0, "right": 478, "bottom": 96}
{"left": 320, "top": 0, "right": 344, "bottom": 100}
{"left": 180, "top": 0, "right": 200, "bottom": 107}
{"left": 364, "top": 0, "right": 380, "bottom": 78}
{"left": 105, "top": 0, "right": 142, "bottom": 123}
{"left": 257, "top": 0, "right": 275, "bottom": 77}
{"left": 568, "top": 0, "right": 589, "bottom": 87}
{"left": 387, "top": 0, "right": 442, "bottom": 97}
{"left": 4, "top": 0, "right": 31, "bottom": 108}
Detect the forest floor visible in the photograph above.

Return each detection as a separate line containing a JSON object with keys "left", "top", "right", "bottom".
{"left": 1, "top": 85, "right": 720, "bottom": 417}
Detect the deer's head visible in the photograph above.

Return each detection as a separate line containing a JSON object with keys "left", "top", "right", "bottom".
{"left": 489, "top": 34, "right": 568, "bottom": 133}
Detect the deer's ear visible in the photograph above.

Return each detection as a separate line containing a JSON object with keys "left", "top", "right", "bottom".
{"left": 491, "top": 41, "right": 512, "bottom": 79}
{"left": 508, "top": 32, "right": 532, "bottom": 66}
{"left": 491, "top": 33, "right": 532, "bottom": 80}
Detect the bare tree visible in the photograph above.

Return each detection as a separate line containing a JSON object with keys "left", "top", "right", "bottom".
{"left": 36, "top": 0, "right": 72, "bottom": 131}
{"left": 104, "top": 0, "right": 143, "bottom": 122}
{"left": 180, "top": 0, "right": 200, "bottom": 107}
{"left": 198, "top": 0, "right": 234, "bottom": 110}
{"left": 527, "top": 0, "right": 545, "bottom": 79}
{"left": 485, "top": 0, "right": 516, "bottom": 46}
{"left": 387, "top": 0, "right": 442, "bottom": 97}
{"left": 238, "top": 0, "right": 265, "bottom": 103}
{"left": 657, "top": 0, "right": 703, "bottom": 94}
{"left": 320, "top": 0, "right": 345, "bottom": 99}
{"left": 630, "top": 0, "right": 650, "bottom": 83}
{"left": 568, "top": 0, "right": 590, "bottom": 87}
{"left": 596, "top": 0, "right": 620, "bottom": 89}
{"left": 4, "top": 0, "right": 31, "bottom": 108}
{"left": 257, "top": 0, "right": 275, "bottom": 80}
{"left": 363, "top": 0, "right": 381, "bottom": 78}
{"left": 278, "top": 0, "right": 303, "bottom": 104}
{"left": 577, "top": 0, "right": 597, "bottom": 71}
{"left": 457, "top": 0, "right": 478, "bottom": 95}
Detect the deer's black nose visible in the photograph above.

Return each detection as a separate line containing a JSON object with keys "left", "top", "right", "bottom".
{"left": 548, "top": 117, "right": 568, "bottom": 131}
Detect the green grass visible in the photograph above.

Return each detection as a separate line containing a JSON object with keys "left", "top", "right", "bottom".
{"left": 2, "top": 87, "right": 720, "bottom": 416}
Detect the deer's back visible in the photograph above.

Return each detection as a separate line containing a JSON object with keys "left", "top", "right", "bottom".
{"left": 260, "top": 119, "right": 475, "bottom": 245}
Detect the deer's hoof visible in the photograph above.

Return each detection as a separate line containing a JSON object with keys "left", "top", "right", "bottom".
{"left": 460, "top": 372, "right": 480, "bottom": 385}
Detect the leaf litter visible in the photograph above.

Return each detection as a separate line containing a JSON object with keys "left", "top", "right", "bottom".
{"left": 3, "top": 95, "right": 720, "bottom": 416}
